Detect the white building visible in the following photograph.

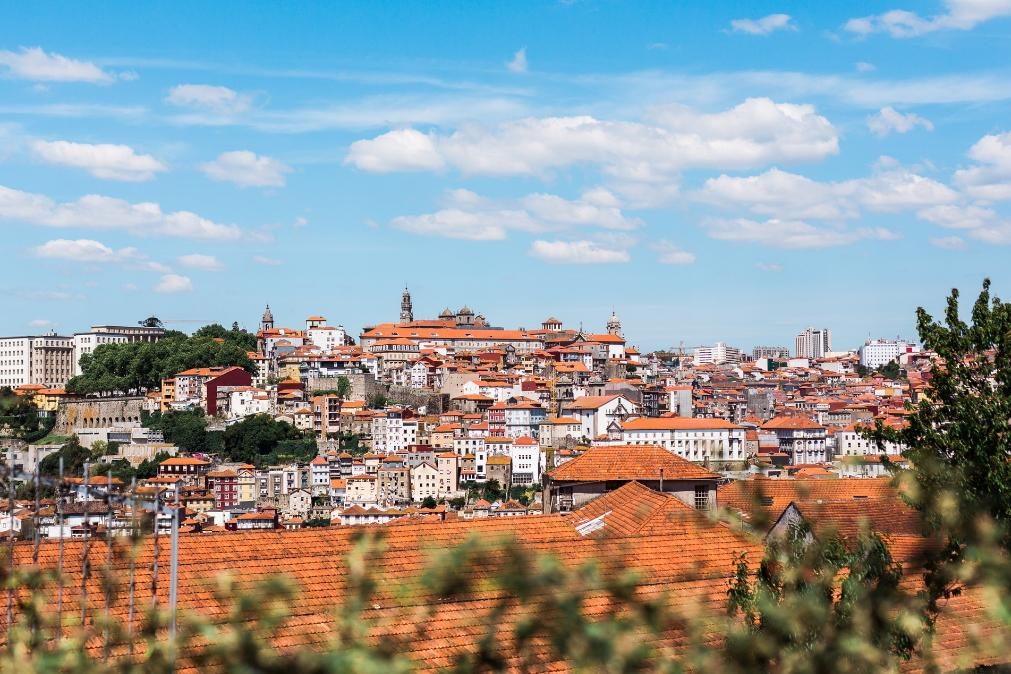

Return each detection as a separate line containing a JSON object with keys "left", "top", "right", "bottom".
{"left": 693, "top": 342, "right": 742, "bottom": 365}
{"left": 305, "top": 316, "right": 348, "bottom": 352}
{"left": 371, "top": 408, "right": 419, "bottom": 454}
{"left": 309, "top": 456, "right": 331, "bottom": 495}
{"left": 72, "top": 332, "right": 130, "bottom": 376}
{"left": 0, "top": 333, "right": 74, "bottom": 387}
{"left": 410, "top": 462, "right": 440, "bottom": 501}
{"left": 858, "top": 338, "right": 917, "bottom": 370}
{"left": 563, "top": 395, "right": 639, "bottom": 441}
{"left": 620, "top": 417, "right": 746, "bottom": 465}
{"left": 795, "top": 328, "right": 832, "bottom": 360}
{"left": 509, "top": 437, "right": 542, "bottom": 485}
{"left": 835, "top": 424, "right": 906, "bottom": 457}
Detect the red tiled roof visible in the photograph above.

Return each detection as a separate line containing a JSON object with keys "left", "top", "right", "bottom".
{"left": 548, "top": 444, "right": 719, "bottom": 482}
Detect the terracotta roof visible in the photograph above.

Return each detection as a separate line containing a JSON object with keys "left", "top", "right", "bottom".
{"left": 563, "top": 395, "right": 623, "bottom": 410}
{"left": 622, "top": 417, "right": 742, "bottom": 431}
{"left": 761, "top": 416, "right": 825, "bottom": 431}
{"left": 548, "top": 444, "right": 719, "bottom": 482}
{"left": 718, "top": 477, "right": 896, "bottom": 527}
{"left": 159, "top": 457, "right": 210, "bottom": 466}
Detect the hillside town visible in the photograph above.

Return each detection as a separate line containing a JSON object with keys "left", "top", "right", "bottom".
{"left": 1, "top": 288, "right": 926, "bottom": 538}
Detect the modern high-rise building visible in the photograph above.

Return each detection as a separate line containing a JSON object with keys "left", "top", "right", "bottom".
{"left": 795, "top": 328, "right": 832, "bottom": 360}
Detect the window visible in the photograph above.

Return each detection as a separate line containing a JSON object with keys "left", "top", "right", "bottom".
{"left": 694, "top": 485, "right": 710, "bottom": 510}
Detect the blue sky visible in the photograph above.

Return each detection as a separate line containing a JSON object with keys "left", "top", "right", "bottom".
{"left": 2, "top": 1, "right": 1011, "bottom": 351}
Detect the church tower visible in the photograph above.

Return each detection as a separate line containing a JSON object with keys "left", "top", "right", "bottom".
{"left": 400, "top": 286, "right": 414, "bottom": 324}
{"left": 607, "top": 311, "right": 622, "bottom": 337}
{"left": 260, "top": 304, "right": 274, "bottom": 332}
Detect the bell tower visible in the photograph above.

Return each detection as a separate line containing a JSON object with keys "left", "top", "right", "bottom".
{"left": 400, "top": 286, "right": 414, "bottom": 324}
{"left": 607, "top": 311, "right": 622, "bottom": 337}
{"left": 260, "top": 304, "right": 274, "bottom": 331}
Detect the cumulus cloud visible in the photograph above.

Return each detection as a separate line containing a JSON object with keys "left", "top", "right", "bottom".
{"left": 916, "top": 203, "right": 998, "bottom": 229}
{"left": 698, "top": 165, "right": 957, "bottom": 221}
{"left": 856, "top": 62, "right": 877, "bottom": 72}
{"left": 931, "top": 235, "right": 967, "bottom": 250}
{"left": 178, "top": 253, "right": 223, "bottom": 270}
{"left": 704, "top": 218, "right": 897, "bottom": 249}
{"left": 506, "top": 47, "right": 528, "bottom": 73}
{"left": 390, "top": 188, "right": 640, "bottom": 240}
{"left": 201, "top": 150, "right": 291, "bottom": 187}
{"left": 730, "top": 14, "right": 797, "bottom": 35}
{"left": 346, "top": 98, "right": 838, "bottom": 179}
{"left": 155, "top": 274, "right": 193, "bottom": 294}
{"left": 34, "top": 238, "right": 140, "bottom": 263}
{"left": 867, "top": 107, "right": 933, "bottom": 137}
{"left": 252, "top": 255, "right": 283, "bottom": 266}
{"left": 756, "top": 262, "right": 784, "bottom": 272}
{"left": 165, "top": 84, "right": 252, "bottom": 115}
{"left": 28, "top": 319, "right": 54, "bottom": 328}
{"left": 0, "top": 184, "right": 242, "bottom": 240}
{"left": 845, "top": 0, "right": 1011, "bottom": 37}
{"left": 652, "top": 241, "right": 696, "bottom": 265}
{"left": 30, "top": 139, "right": 167, "bottom": 181}
{"left": 954, "top": 131, "right": 1011, "bottom": 200}
{"left": 0, "top": 47, "right": 113, "bottom": 83}
{"left": 528, "top": 239, "right": 630, "bottom": 264}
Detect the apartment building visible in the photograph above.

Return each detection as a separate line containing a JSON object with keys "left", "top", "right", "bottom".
{"left": 0, "top": 333, "right": 74, "bottom": 388}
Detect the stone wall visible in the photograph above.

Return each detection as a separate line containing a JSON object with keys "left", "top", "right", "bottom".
{"left": 55, "top": 397, "right": 145, "bottom": 435}
{"left": 305, "top": 374, "right": 447, "bottom": 415}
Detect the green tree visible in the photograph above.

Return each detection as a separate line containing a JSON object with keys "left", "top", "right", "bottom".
{"left": 421, "top": 496, "right": 437, "bottom": 509}
{"left": 870, "top": 279, "right": 1011, "bottom": 534}
{"left": 336, "top": 375, "right": 353, "bottom": 400}
{"left": 136, "top": 451, "right": 173, "bottom": 479}
{"left": 67, "top": 329, "right": 255, "bottom": 395}
{"left": 145, "top": 409, "right": 221, "bottom": 454}
{"left": 37, "top": 438, "right": 92, "bottom": 477}
{"left": 222, "top": 414, "right": 306, "bottom": 466}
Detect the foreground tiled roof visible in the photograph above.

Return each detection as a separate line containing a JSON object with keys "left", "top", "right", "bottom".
{"left": 718, "top": 477, "right": 896, "bottom": 526}
{"left": 566, "top": 481, "right": 736, "bottom": 540}
{"left": 548, "top": 444, "right": 720, "bottom": 482}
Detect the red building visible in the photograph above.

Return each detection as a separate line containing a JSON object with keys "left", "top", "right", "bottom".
{"left": 206, "top": 469, "right": 239, "bottom": 509}
{"left": 172, "top": 366, "right": 252, "bottom": 416}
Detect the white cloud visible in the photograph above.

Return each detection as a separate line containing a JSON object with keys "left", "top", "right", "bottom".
{"left": 704, "top": 218, "right": 897, "bottom": 248}
{"left": 252, "top": 255, "right": 283, "bottom": 266}
{"left": 916, "top": 203, "right": 998, "bottom": 229}
{"left": 507, "top": 47, "right": 528, "bottom": 73}
{"left": 931, "top": 235, "right": 967, "bottom": 249}
{"left": 33, "top": 238, "right": 140, "bottom": 263}
{"left": 652, "top": 241, "right": 696, "bottom": 265}
{"left": 390, "top": 188, "right": 640, "bottom": 240}
{"left": 28, "top": 319, "right": 54, "bottom": 328}
{"left": 756, "top": 262, "right": 784, "bottom": 272}
{"left": 201, "top": 150, "right": 291, "bottom": 187}
{"left": 30, "top": 139, "right": 167, "bottom": 181}
{"left": 346, "top": 98, "right": 838, "bottom": 178}
{"left": 866, "top": 107, "right": 933, "bottom": 137}
{"left": 155, "top": 274, "right": 193, "bottom": 294}
{"left": 856, "top": 62, "right": 876, "bottom": 72}
{"left": 529, "top": 239, "right": 630, "bottom": 264}
{"left": 698, "top": 166, "right": 957, "bottom": 221}
{"left": 845, "top": 0, "right": 1011, "bottom": 37}
{"left": 0, "top": 184, "right": 242, "bottom": 240}
{"left": 178, "top": 253, "right": 223, "bottom": 270}
{"left": 165, "top": 84, "right": 252, "bottom": 115}
{"left": 730, "top": 14, "right": 797, "bottom": 35}
{"left": 954, "top": 131, "right": 1011, "bottom": 200}
{"left": 0, "top": 47, "right": 112, "bottom": 83}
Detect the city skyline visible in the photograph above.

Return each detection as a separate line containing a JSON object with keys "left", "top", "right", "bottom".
{"left": 2, "top": 2, "right": 1010, "bottom": 349}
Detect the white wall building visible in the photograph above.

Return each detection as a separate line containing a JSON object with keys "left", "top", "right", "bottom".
{"left": 621, "top": 417, "right": 746, "bottom": 465}
{"left": 795, "top": 328, "right": 832, "bottom": 360}
{"left": 0, "top": 333, "right": 74, "bottom": 387}
{"left": 858, "top": 339, "right": 917, "bottom": 370}
{"left": 693, "top": 342, "right": 742, "bottom": 365}
{"left": 509, "top": 437, "right": 542, "bottom": 485}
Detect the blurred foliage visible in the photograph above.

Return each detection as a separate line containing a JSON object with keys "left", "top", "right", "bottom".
{"left": 3, "top": 281, "right": 1011, "bottom": 672}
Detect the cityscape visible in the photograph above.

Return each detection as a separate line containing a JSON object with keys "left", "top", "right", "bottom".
{"left": 2, "top": 2, "right": 1011, "bottom": 673}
